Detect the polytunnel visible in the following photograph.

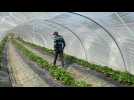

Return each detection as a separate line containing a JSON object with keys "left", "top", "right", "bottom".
{"left": 0, "top": 12, "right": 134, "bottom": 87}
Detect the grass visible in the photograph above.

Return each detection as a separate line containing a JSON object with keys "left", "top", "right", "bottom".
{"left": 18, "top": 38, "right": 134, "bottom": 86}
{"left": 12, "top": 39, "right": 91, "bottom": 87}
{"left": 0, "top": 36, "right": 8, "bottom": 69}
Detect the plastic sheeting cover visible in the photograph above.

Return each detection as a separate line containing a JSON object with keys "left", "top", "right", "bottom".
{"left": 0, "top": 12, "right": 134, "bottom": 74}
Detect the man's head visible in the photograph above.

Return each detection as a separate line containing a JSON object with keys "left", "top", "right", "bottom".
{"left": 53, "top": 32, "right": 59, "bottom": 36}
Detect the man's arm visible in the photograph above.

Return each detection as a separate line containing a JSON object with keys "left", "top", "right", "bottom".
{"left": 54, "top": 37, "right": 57, "bottom": 50}
{"left": 62, "top": 38, "right": 66, "bottom": 49}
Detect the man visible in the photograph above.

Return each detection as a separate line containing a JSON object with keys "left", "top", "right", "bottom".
{"left": 53, "top": 32, "right": 66, "bottom": 67}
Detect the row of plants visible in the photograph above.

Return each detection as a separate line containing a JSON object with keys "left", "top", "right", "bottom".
{"left": 18, "top": 38, "right": 134, "bottom": 86}
{"left": 0, "top": 36, "right": 8, "bottom": 69}
{"left": 12, "top": 39, "right": 90, "bottom": 87}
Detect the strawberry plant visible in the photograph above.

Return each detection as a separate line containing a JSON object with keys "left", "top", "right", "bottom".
{"left": 18, "top": 38, "right": 134, "bottom": 86}
{"left": 13, "top": 39, "right": 90, "bottom": 87}
{"left": 0, "top": 36, "right": 8, "bottom": 69}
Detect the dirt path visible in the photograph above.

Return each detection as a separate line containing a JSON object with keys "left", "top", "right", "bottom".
{"left": 17, "top": 48, "right": 64, "bottom": 87}
{"left": 18, "top": 40, "right": 124, "bottom": 87}
{"left": 0, "top": 43, "right": 11, "bottom": 87}
{"left": 7, "top": 42, "right": 50, "bottom": 87}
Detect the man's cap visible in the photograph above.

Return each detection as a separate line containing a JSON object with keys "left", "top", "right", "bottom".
{"left": 53, "top": 32, "right": 58, "bottom": 35}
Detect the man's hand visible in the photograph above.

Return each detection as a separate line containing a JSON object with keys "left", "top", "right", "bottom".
{"left": 62, "top": 46, "right": 65, "bottom": 50}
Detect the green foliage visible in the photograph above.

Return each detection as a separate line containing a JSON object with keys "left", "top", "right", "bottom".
{"left": 18, "top": 38, "right": 134, "bottom": 86}
{"left": 73, "top": 80, "right": 90, "bottom": 87}
{"left": 0, "top": 37, "right": 8, "bottom": 69}
{"left": 13, "top": 39, "right": 90, "bottom": 87}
